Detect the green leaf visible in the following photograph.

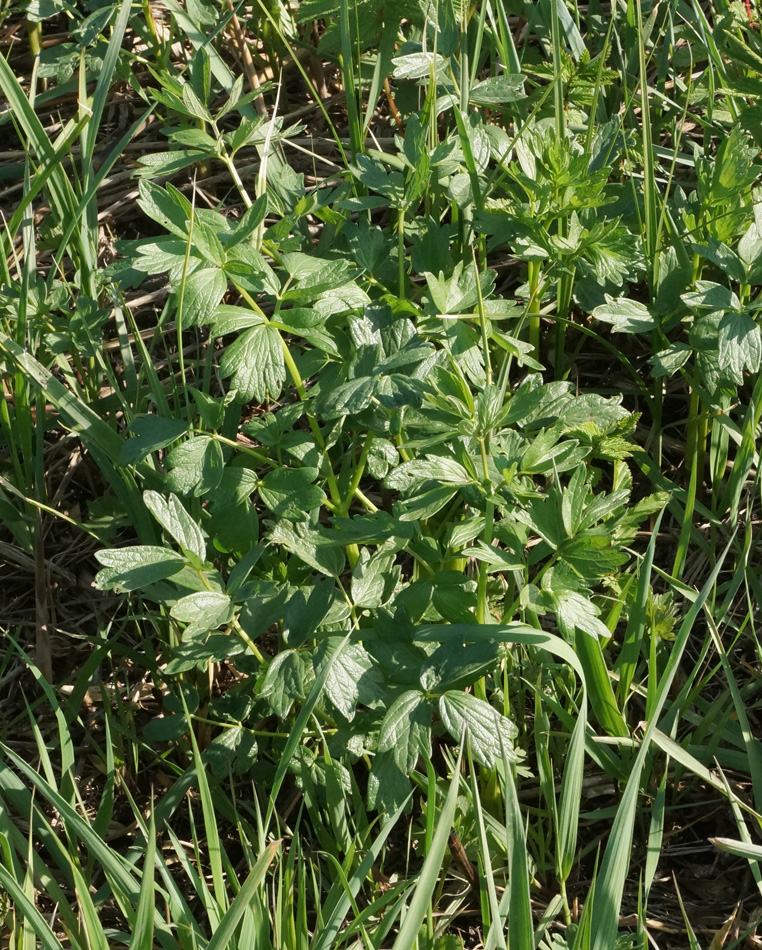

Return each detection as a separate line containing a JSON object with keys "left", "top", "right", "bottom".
{"left": 170, "top": 591, "right": 233, "bottom": 639}
{"left": 431, "top": 571, "right": 478, "bottom": 622}
{"left": 648, "top": 342, "right": 692, "bottom": 378}
{"left": 94, "top": 546, "right": 186, "bottom": 591}
{"left": 129, "top": 238, "right": 197, "bottom": 281}
{"left": 688, "top": 238, "right": 746, "bottom": 284}
{"left": 391, "top": 51, "right": 449, "bottom": 81}
{"left": 269, "top": 520, "right": 345, "bottom": 577}
{"left": 682, "top": 280, "right": 739, "bottom": 312}
{"left": 469, "top": 74, "right": 527, "bottom": 104}
{"left": 438, "top": 692, "right": 517, "bottom": 767}
{"left": 705, "top": 126, "right": 758, "bottom": 204}
{"left": 137, "top": 180, "right": 190, "bottom": 239}
{"left": 165, "top": 634, "right": 247, "bottom": 673}
{"left": 144, "top": 490, "right": 206, "bottom": 562}
{"left": 260, "top": 649, "right": 305, "bottom": 717}
{"left": 398, "top": 484, "right": 460, "bottom": 521}
{"left": 219, "top": 324, "right": 285, "bottom": 402}
{"left": 377, "top": 689, "right": 432, "bottom": 773}
{"left": 209, "top": 468, "right": 259, "bottom": 510}
{"left": 258, "top": 467, "right": 324, "bottom": 520}
{"left": 191, "top": 221, "right": 226, "bottom": 267}
{"left": 178, "top": 267, "right": 228, "bottom": 327}
{"left": 346, "top": 221, "right": 394, "bottom": 274}
{"left": 349, "top": 154, "right": 405, "bottom": 205}
{"left": 321, "top": 640, "right": 384, "bottom": 720}
{"left": 552, "top": 589, "right": 610, "bottom": 640}
{"left": 465, "top": 540, "right": 524, "bottom": 573}
{"left": 419, "top": 640, "right": 498, "bottom": 692}
{"left": 718, "top": 311, "right": 762, "bottom": 384}
{"left": 225, "top": 194, "right": 268, "bottom": 246}
{"left": 561, "top": 534, "right": 628, "bottom": 579}
{"left": 211, "top": 305, "right": 264, "bottom": 335}
{"left": 367, "top": 749, "right": 412, "bottom": 815}
{"left": 143, "top": 714, "right": 189, "bottom": 741}
{"left": 592, "top": 296, "right": 656, "bottom": 333}
{"left": 318, "top": 375, "right": 377, "bottom": 418}
{"left": 738, "top": 221, "right": 762, "bottom": 277}
{"left": 327, "top": 510, "right": 412, "bottom": 549}
{"left": 282, "top": 580, "right": 335, "bottom": 647}
{"left": 351, "top": 549, "right": 398, "bottom": 608}
{"left": 385, "top": 456, "right": 471, "bottom": 490}
{"left": 182, "top": 82, "right": 212, "bottom": 121}
{"left": 281, "top": 258, "right": 356, "bottom": 303}
{"left": 225, "top": 244, "right": 280, "bottom": 296}
{"left": 168, "top": 127, "right": 218, "bottom": 151}
{"left": 165, "top": 435, "right": 225, "bottom": 497}
{"left": 520, "top": 430, "right": 588, "bottom": 475}
{"left": 204, "top": 725, "right": 244, "bottom": 772}
{"left": 425, "top": 261, "right": 496, "bottom": 315}
{"left": 119, "top": 416, "right": 188, "bottom": 465}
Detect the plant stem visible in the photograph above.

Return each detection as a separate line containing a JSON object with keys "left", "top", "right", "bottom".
{"left": 673, "top": 386, "right": 702, "bottom": 579}
{"left": 343, "top": 433, "right": 374, "bottom": 515}
{"left": 527, "top": 260, "right": 542, "bottom": 361}
{"left": 397, "top": 208, "right": 406, "bottom": 299}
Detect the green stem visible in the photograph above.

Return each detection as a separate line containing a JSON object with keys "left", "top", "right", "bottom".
{"left": 554, "top": 267, "right": 574, "bottom": 377}
{"left": 232, "top": 617, "right": 266, "bottom": 664}
{"left": 175, "top": 197, "right": 197, "bottom": 422}
{"left": 141, "top": 0, "right": 163, "bottom": 64}
{"left": 235, "top": 286, "right": 340, "bottom": 496}
{"left": 344, "top": 433, "right": 374, "bottom": 515}
{"left": 477, "top": 437, "right": 495, "bottom": 641}
{"left": 650, "top": 332, "right": 664, "bottom": 469}
{"left": 473, "top": 246, "right": 492, "bottom": 385}
{"left": 219, "top": 151, "right": 255, "bottom": 211}
{"left": 673, "top": 387, "right": 702, "bottom": 579}
{"left": 527, "top": 260, "right": 542, "bottom": 361}
{"left": 197, "top": 566, "right": 265, "bottom": 662}
{"left": 210, "top": 433, "right": 271, "bottom": 466}
{"left": 397, "top": 207, "right": 406, "bottom": 299}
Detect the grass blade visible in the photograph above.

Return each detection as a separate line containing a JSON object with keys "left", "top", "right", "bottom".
{"left": 391, "top": 745, "right": 463, "bottom": 950}
{"left": 590, "top": 532, "right": 736, "bottom": 950}
{"left": 206, "top": 840, "right": 281, "bottom": 950}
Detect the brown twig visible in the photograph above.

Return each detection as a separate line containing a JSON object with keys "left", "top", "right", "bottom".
{"left": 224, "top": 0, "right": 267, "bottom": 116}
